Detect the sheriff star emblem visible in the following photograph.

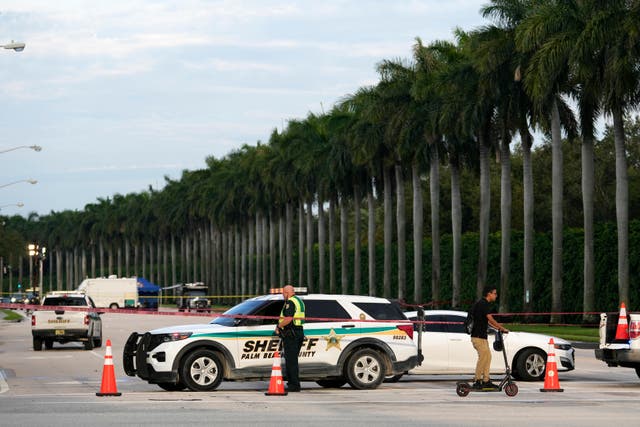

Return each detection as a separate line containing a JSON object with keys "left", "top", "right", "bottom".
{"left": 323, "top": 328, "right": 344, "bottom": 351}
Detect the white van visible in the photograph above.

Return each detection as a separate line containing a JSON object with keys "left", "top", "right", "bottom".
{"left": 77, "top": 275, "right": 138, "bottom": 309}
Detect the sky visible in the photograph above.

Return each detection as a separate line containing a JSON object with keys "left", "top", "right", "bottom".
{"left": 0, "top": 0, "right": 488, "bottom": 217}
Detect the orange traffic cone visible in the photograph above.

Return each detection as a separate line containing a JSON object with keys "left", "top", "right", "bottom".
{"left": 615, "top": 302, "right": 630, "bottom": 341}
{"left": 540, "top": 338, "right": 563, "bottom": 392}
{"left": 265, "top": 351, "right": 287, "bottom": 396}
{"left": 96, "top": 339, "right": 122, "bottom": 396}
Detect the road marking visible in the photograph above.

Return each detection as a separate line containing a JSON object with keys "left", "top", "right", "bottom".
{"left": 0, "top": 370, "right": 9, "bottom": 394}
{"left": 25, "top": 355, "right": 74, "bottom": 360}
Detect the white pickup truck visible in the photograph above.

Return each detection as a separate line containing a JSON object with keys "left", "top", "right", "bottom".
{"left": 594, "top": 311, "right": 640, "bottom": 378}
{"left": 31, "top": 293, "right": 103, "bottom": 351}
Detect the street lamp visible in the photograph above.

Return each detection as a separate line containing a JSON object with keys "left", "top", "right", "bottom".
{"left": 27, "top": 243, "right": 46, "bottom": 294}
{"left": 1, "top": 41, "right": 25, "bottom": 52}
{"left": 0, "top": 202, "right": 24, "bottom": 210}
{"left": 0, "top": 145, "right": 42, "bottom": 154}
{"left": 0, "top": 179, "right": 37, "bottom": 189}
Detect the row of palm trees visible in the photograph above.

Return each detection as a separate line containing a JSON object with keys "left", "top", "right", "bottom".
{"left": 2, "top": 0, "right": 639, "bottom": 317}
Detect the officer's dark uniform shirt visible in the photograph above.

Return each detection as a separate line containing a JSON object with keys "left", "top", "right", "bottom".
{"left": 471, "top": 298, "right": 491, "bottom": 339}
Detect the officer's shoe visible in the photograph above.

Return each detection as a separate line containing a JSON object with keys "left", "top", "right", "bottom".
{"left": 482, "top": 381, "right": 500, "bottom": 390}
{"left": 471, "top": 380, "right": 483, "bottom": 390}
{"left": 286, "top": 387, "right": 301, "bottom": 392}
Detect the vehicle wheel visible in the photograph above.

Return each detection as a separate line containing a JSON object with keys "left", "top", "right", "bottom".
{"left": 180, "top": 349, "right": 224, "bottom": 391}
{"left": 516, "top": 348, "right": 546, "bottom": 381}
{"left": 456, "top": 382, "right": 470, "bottom": 397}
{"left": 345, "top": 348, "right": 385, "bottom": 390}
{"left": 45, "top": 339, "right": 54, "bottom": 350}
{"left": 316, "top": 378, "right": 347, "bottom": 388}
{"left": 157, "top": 382, "right": 187, "bottom": 391}
{"left": 109, "top": 303, "right": 119, "bottom": 310}
{"left": 33, "top": 337, "right": 43, "bottom": 351}
{"left": 84, "top": 338, "right": 94, "bottom": 350}
{"left": 635, "top": 367, "right": 640, "bottom": 379}
{"left": 504, "top": 382, "right": 519, "bottom": 397}
{"left": 384, "top": 373, "right": 404, "bottom": 383}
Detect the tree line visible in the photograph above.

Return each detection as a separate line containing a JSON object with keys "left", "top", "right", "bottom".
{"left": 1, "top": 1, "right": 640, "bottom": 318}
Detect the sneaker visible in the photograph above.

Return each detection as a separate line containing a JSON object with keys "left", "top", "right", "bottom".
{"left": 482, "top": 381, "right": 500, "bottom": 390}
{"left": 472, "top": 380, "right": 483, "bottom": 390}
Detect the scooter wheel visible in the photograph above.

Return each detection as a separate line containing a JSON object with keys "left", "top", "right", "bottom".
{"left": 504, "top": 382, "right": 518, "bottom": 397}
{"left": 456, "top": 382, "right": 470, "bottom": 397}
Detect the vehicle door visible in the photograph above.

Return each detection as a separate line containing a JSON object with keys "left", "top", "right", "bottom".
{"left": 302, "top": 299, "right": 357, "bottom": 367}
{"left": 419, "top": 314, "right": 455, "bottom": 372}
{"left": 443, "top": 314, "right": 478, "bottom": 372}
{"left": 234, "top": 300, "right": 283, "bottom": 371}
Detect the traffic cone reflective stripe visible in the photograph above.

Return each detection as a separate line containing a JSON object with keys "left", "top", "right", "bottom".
{"left": 615, "top": 302, "right": 630, "bottom": 341}
{"left": 540, "top": 338, "right": 563, "bottom": 392}
{"left": 265, "top": 351, "right": 287, "bottom": 396}
{"left": 96, "top": 339, "right": 122, "bottom": 396}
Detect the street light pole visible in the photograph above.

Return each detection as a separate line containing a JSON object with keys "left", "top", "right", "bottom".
{"left": 0, "top": 145, "right": 42, "bottom": 154}
{"left": 0, "top": 179, "right": 37, "bottom": 189}
{"left": 0, "top": 202, "right": 24, "bottom": 210}
{"left": 1, "top": 41, "right": 26, "bottom": 52}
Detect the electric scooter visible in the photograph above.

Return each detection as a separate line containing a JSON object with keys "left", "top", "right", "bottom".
{"left": 456, "top": 331, "right": 519, "bottom": 397}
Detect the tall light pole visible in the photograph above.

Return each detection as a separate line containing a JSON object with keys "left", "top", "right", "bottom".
{"left": 0, "top": 202, "right": 24, "bottom": 210}
{"left": 1, "top": 41, "right": 25, "bottom": 52}
{"left": 0, "top": 179, "right": 37, "bottom": 189}
{"left": 0, "top": 145, "right": 42, "bottom": 154}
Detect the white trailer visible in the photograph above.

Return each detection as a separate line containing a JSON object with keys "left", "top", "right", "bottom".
{"left": 77, "top": 276, "right": 139, "bottom": 309}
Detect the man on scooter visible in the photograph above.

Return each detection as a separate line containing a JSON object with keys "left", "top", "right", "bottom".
{"left": 470, "top": 285, "right": 509, "bottom": 390}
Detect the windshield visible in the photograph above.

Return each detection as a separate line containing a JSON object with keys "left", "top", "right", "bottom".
{"left": 210, "top": 299, "right": 269, "bottom": 327}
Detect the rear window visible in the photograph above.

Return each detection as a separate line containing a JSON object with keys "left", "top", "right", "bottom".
{"left": 43, "top": 297, "right": 88, "bottom": 307}
{"left": 352, "top": 302, "right": 406, "bottom": 320}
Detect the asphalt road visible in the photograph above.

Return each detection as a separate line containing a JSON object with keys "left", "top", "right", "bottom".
{"left": 2, "top": 310, "right": 640, "bottom": 427}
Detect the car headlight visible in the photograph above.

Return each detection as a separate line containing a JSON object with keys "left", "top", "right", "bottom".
{"left": 25, "top": 299, "right": 30, "bottom": 304}
{"left": 554, "top": 343, "right": 572, "bottom": 350}
{"left": 160, "top": 332, "right": 193, "bottom": 342}
{"left": 10, "top": 297, "right": 16, "bottom": 303}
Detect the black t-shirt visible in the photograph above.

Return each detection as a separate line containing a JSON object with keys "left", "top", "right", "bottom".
{"left": 471, "top": 298, "right": 492, "bottom": 339}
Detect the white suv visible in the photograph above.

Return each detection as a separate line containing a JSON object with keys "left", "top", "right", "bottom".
{"left": 123, "top": 293, "right": 418, "bottom": 391}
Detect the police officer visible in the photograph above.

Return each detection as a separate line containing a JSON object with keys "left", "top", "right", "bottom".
{"left": 275, "top": 285, "right": 305, "bottom": 392}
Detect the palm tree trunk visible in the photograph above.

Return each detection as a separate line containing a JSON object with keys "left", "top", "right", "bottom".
{"left": 613, "top": 106, "right": 629, "bottom": 304}
{"left": 262, "top": 214, "right": 268, "bottom": 293}
{"left": 430, "top": 150, "right": 441, "bottom": 307}
{"left": 551, "top": 100, "right": 563, "bottom": 323}
{"left": 171, "top": 235, "right": 177, "bottom": 289}
{"left": 340, "top": 196, "right": 349, "bottom": 294}
{"left": 56, "top": 249, "right": 63, "bottom": 291}
{"left": 235, "top": 226, "right": 240, "bottom": 300}
{"left": 353, "top": 184, "right": 362, "bottom": 295}
{"left": 499, "top": 136, "right": 512, "bottom": 313}
{"left": 368, "top": 179, "right": 376, "bottom": 296}
{"left": 329, "top": 196, "right": 337, "bottom": 293}
{"left": 582, "top": 130, "right": 595, "bottom": 322}
{"left": 395, "top": 163, "right": 406, "bottom": 302}
{"left": 450, "top": 159, "right": 461, "bottom": 308}
{"left": 318, "top": 197, "right": 326, "bottom": 293}
{"left": 477, "top": 137, "right": 490, "bottom": 299}
{"left": 248, "top": 217, "right": 254, "bottom": 295}
{"left": 383, "top": 167, "right": 393, "bottom": 299}
{"left": 270, "top": 213, "right": 276, "bottom": 288}
{"left": 117, "top": 244, "right": 122, "bottom": 278}
{"left": 279, "top": 213, "right": 285, "bottom": 285}
{"left": 125, "top": 239, "right": 130, "bottom": 277}
{"left": 521, "top": 129, "right": 534, "bottom": 314}
{"left": 298, "top": 201, "right": 305, "bottom": 287}
{"left": 286, "top": 202, "right": 294, "bottom": 283}
{"left": 306, "top": 197, "right": 314, "bottom": 291}
{"left": 241, "top": 225, "right": 247, "bottom": 298}
{"left": 255, "top": 213, "right": 262, "bottom": 294}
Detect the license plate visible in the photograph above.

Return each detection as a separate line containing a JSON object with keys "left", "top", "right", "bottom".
{"left": 55, "top": 329, "right": 64, "bottom": 336}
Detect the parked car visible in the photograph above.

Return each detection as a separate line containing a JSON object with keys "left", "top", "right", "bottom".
{"left": 9, "top": 292, "right": 26, "bottom": 304}
{"left": 402, "top": 310, "right": 575, "bottom": 381}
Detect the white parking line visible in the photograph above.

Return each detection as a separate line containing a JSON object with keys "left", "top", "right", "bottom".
{"left": 0, "top": 370, "right": 9, "bottom": 394}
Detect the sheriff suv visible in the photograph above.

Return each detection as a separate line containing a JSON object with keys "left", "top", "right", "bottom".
{"left": 123, "top": 291, "right": 418, "bottom": 391}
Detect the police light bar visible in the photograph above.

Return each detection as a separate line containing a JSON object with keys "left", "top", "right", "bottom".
{"left": 269, "top": 287, "right": 308, "bottom": 295}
